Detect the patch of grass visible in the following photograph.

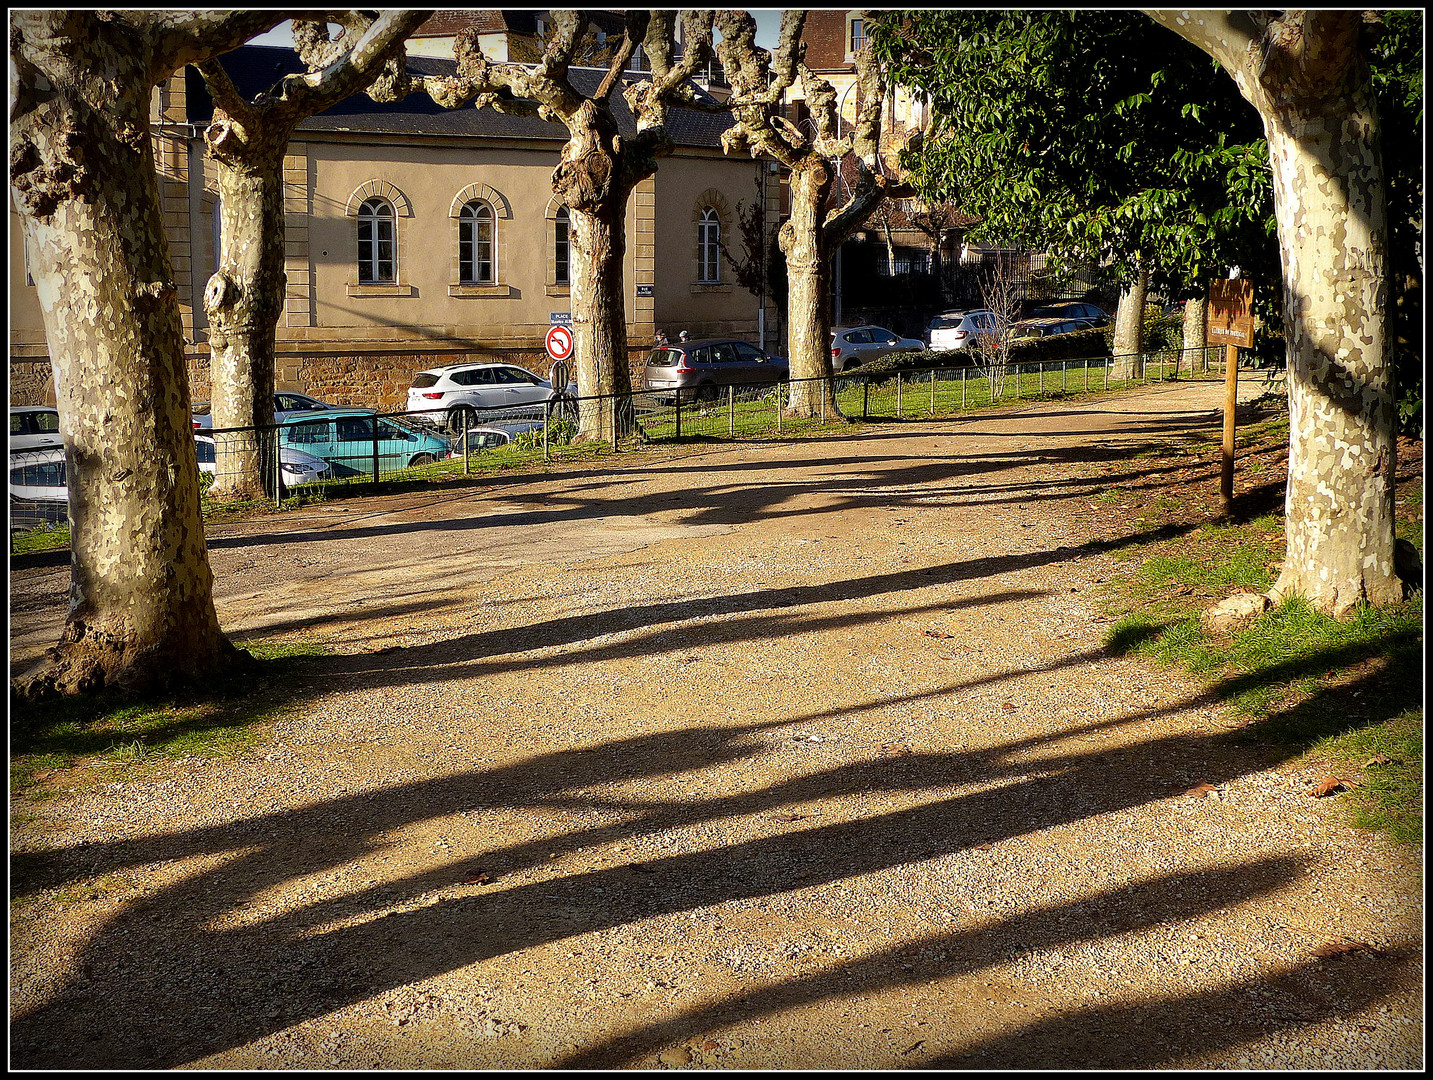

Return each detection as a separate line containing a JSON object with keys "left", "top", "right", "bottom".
{"left": 8, "top": 638, "right": 328, "bottom": 794}
{"left": 52, "top": 872, "right": 139, "bottom": 906}
{"left": 10, "top": 522, "right": 70, "bottom": 556}
{"left": 1312, "top": 709, "right": 1423, "bottom": 845}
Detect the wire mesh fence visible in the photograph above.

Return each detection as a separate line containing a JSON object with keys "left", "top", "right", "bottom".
{"left": 11, "top": 345, "right": 1267, "bottom": 551}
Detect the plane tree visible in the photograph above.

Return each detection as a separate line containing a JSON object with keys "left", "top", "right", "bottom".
{"left": 1145, "top": 9, "right": 1408, "bottom": 613}
{"left": 10, "top": 10, "right": 289, "bottom": 699}
{"left": 197, "top": 11, "right": 430, "bottom": 499}
{"left": 870, "top": 10, "right": 1277, "bottom": 375}
{"left": 713, "top": 9, "right": 919, "bottom": 418}
{"left": 418, "top": 10, "right": 715, "bottom": 442}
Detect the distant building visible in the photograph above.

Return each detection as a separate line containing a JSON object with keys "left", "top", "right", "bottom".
{"left": 9, "top": 27, "right": 775, "bottom": 409}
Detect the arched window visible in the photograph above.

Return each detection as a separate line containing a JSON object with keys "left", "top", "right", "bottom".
{"left": 357, "top": 197, "right": 395, "bottom": 283}
{"left": 459, "top": 201, "right": 495, "bottom": 285}
{"left": 698, "top": 206, "right": 721, "bottom": 283}
{"left": 553, "top": 206, "right": 571, "bottom": 287}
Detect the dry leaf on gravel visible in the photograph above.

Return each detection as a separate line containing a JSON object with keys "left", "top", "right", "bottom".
{"left": 1311, "top": 776, "right": 1353, "bottom": 798}
{"left": 460, "top": 871, "right": 491, "bottom": 885}
{"left": 923, "top": 630, "right": 954, "bottom": 640}
{"left": 1313, "top": 940, "right": 1379, "bottom": 959}
{"left": 1363, "top": 754, "right": 1394, "bottom": 768}
{"left": 1185, "top": 782, "right": 1219, "bottom": 798}
{"left": 770, "top": 812, "right": 804, "bottom": 822}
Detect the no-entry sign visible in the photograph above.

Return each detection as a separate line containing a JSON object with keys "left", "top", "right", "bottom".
{"left": 545, "top": 323, "right": 573, "bottom": 363}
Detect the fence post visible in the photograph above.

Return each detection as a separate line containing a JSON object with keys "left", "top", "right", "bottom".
{"left": 1062, "top": 360, "right": 1067, "bottom": 394}
{"left": 273, "top": 427, "right": 282, "bottom": 508}
{"left": 611, "top": 394, "right": 618, "bottom": 451}
{"left": 896, "top": 374, "right": 902, "bottom": 418}
{"left": 1039, "top": 361, "right": 1044, "bottom": 396}
{"left": 543, "top": 398, "right": 550, "bottom": 462}
{"left": 463, "top": 410, "right": 471, "bottom": 474}
{"left": 962, "top": 366, "right": 967, "bottom": 410}
{"left": 675, "top": 388, "right": 682, "bottom": 439}
{"left": 1085, "top": 359, "right": 1089, "bottom": 393}
{"left": 371, "top": 421, "right": 379, "bottom": 484}
{"left": 728, "top": 383, "right": 735, "bottom": 438}
{"left": 930, "top": 367, "right": 935, "bottom": 415}
{"left": 862, "top": 378, "right": 869, "bottom": 420}
{"left": 777, "top": 383, "right": 783, "bottom": 434}
{"left": 821, "top": 378, "right": 827, "bottom": 423}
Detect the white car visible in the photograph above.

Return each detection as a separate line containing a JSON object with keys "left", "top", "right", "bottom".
{"left": 829, "top": 326, "right": 926, "bottom": 372}
{"left": 195, "top": 434, "right": 334, "bottom": 487}
{"left": 927, "top": 309, "right": 999, "bottom": 351}
{"left": 406, "top": 363, "right": 570, "bottom": 431}
{"left": 10, "top": 406, "right": 63, "bottom": 453}
{"left": 445, "top": 420, "right": 547, "bottom": 458}
{"left": 9, "top": 447, "right": 68, "bottom": 503}
{"left": 192, "top": 391, "right": 334, "bottom": 430}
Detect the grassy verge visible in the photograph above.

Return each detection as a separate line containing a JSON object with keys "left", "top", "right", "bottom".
{"left": 1097, "top": 407, "right": 1424, "bottom": 845}
{"left": 8, "top": 639, "right": 326, "bottom": 802}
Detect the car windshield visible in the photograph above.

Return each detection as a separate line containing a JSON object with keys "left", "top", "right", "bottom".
{"left": 411, "top": 373, "right": 440, "bottom": 388}
{"left": 647, "top": 348, "right": 681, "bottom": 367}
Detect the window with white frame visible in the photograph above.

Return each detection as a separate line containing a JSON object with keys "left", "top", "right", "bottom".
{"left": 458, "top": 200, "right": 495, "bottom": 284}
{"left": 553, "top": 206, "right": 571, "bottom": 286}
{"left": 698, "top": 207, "right": 721, "bottom": 283}
{"left": 849, "top": 16, "right": 867, "bottom": 54}
{"left": 357, "top": 197, "right": 395, "bottom": 283}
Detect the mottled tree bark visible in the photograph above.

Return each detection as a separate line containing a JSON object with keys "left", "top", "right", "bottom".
{"left": 1182, "top": 295, "right": 1208, "bottom": 361}
{"left": 9, "top": 10, "right": 286, "bottom": 699}
{"left": 1146, "top": 10, "right": 1403, "bottom": 613}
{"left": 780, "top": 160, "right": 839, "bottom": 416}
{"left": 198, "top": 12, "right": 428, "bottom": 497}
{"left": 715, "top": 10, "right": 917, "bottom": 419}
{"left": 1111, "top": 266, "right": 1149, "bottom": 379}
{"left": 205, "top": 144, "right": 286, "bottom": 499}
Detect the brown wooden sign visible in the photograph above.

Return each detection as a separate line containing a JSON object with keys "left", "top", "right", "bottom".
{"left": 1208, "top": 278, "right": 1254, "bottom": 348}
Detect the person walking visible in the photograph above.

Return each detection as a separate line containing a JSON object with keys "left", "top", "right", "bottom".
{"left": 655, "top": 329, "right": 669, "bottom": 347}
{"left": 678, "top": 330, "right": 689, "bottom": 342}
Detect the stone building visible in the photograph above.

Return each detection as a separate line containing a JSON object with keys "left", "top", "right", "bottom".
{"left": 9, "top": 33, "right": 777, "bottom": 410}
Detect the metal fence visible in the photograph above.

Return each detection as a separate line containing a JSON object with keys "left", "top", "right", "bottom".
{"left": 12, "top": 345, "right": 1268, "bottom": 547}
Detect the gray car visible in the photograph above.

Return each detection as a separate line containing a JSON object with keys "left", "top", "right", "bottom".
{"left": 830, "top": 325, "right": 926, "bottom": 372}
{"left": 643, "top": 338, "right": 788, "bottom": 403}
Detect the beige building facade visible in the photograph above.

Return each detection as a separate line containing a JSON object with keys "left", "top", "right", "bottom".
{"left": 10, "top": 40, "right": 778, "bottom": 410}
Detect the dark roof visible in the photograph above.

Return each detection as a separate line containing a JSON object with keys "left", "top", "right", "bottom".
{"left": 187, "top": 45, "right": 734, "bottom": 148}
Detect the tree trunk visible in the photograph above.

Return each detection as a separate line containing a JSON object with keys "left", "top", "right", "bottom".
{"left": 553, "top": 102, "right": 641, "bottom": 443}
{"left": 569, "top": 200, "right": 632, "bottom": 442}
{"left": 1111, "top": 266, "right": 1149, "bottom": 379}
{"left": 1261, "top": 76, "right": 1401, "bottom": 611}
{"left": 780, "top": 159, "right": 840, "bottom": 418}
{"left": 1182, "top": 295, "right": 1208, "bottom": 361}
{"left": 204, "top": 142, "right": 285, "bottom": 499}
{"left": 11, "top": 84, "right": 241, "bottom": 699}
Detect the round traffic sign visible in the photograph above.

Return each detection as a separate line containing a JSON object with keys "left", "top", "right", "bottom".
{"left": 545, "top": 324, "right": 573, "bottom": 363}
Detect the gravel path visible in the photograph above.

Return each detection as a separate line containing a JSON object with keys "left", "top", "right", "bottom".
{"left": 9, "top": 380, "right": 1422, "bottom": 1069}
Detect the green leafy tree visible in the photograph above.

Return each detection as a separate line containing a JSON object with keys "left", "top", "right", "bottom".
{"left": 870, "top": 10, "right": 1279, "bottom": 373}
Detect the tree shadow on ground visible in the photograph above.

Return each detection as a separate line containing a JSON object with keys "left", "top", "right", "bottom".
{"left": 10, "top": 637, "right": 1415, "bottom": 1069}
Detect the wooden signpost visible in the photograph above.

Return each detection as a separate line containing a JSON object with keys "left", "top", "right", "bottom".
{"left": 1208, "top": 278, "right": 1255, "bottom": 516}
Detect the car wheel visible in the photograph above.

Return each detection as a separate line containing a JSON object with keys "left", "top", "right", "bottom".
{"left": 447, "top": 405, "right": 477, "bottom": 433}
{"left": 408, "top": 453, "right": 435, "bottom": 468}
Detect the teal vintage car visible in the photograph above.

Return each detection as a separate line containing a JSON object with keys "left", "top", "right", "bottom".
{"left": 278, "top": 408, "right": 451, "bottom": 477}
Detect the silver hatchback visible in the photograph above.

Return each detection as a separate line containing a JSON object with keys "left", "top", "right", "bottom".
{"left": 643, "top": 338, "right": 788, "bottom": 403}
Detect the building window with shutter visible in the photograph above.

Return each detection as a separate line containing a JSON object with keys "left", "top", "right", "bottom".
{"left": 554, "top": 206, "right": 570, "bottom": 286}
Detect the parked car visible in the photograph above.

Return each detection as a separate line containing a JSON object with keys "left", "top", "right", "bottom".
{"left": 926, "top": 309, "right": 999, "bottom": 352}
{"left": 1006, "top": 316, "right": 1099, "bottom": 342}
{"left": 406, "top": 363, "right": 573, "bottom": 431}
{"left": 642, "top": 338, "right": 788, "bottom": 403}
{"left": 192, "top": 391, "right": 335, "bottom": 430}
{"left": 445, "top": 420, "right": 547, "bottom": 458}
{"left": 194, "top": 434, "right": 334, "bottom": 487}
{"left": 10, "top": 406, "right": 62, "bottom": 453}
{"left": 9, "top": 447, "right": 68, "bottom": 503}
{"left": 278, "top": 408, "right": 451, "bottom": 476}
{"left": 1028, "top": 301, "right": 1109, "bottom": 327}
{"left": 830, "top": 325, "right": 926, "bottom": 372}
